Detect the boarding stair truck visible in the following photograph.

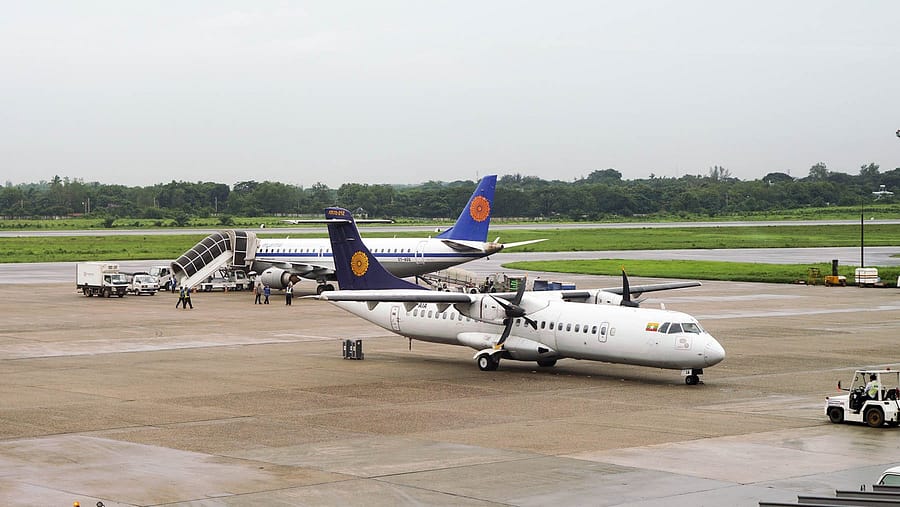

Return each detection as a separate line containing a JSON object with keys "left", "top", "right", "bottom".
{"left": 76, "top": 262, "right": 129, "bottom": 298}
{"left": 825, "top": 369, "right": 900, "bottom": 427}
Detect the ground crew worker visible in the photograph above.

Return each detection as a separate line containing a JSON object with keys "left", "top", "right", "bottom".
{"left": 254, "top": 281, "right": 262, "bottom": 304}
{"left": 175, "top": 285, "right": 185, "bottom": 308}
{"left": 285, "top": 281, "right": 293, "bottom": 306}
{"left": 865, "top": 373, "right": 881, "bottom": 401}
{"left": 182, "top": 286, "right": 193, "bottom": 309}
{"left": 263, "top": 284, "right": 271, "bottom": 304}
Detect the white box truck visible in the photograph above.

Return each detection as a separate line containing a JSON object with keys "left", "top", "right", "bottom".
{"left": 76, "top": 262, "right": 129, "bottom": 298}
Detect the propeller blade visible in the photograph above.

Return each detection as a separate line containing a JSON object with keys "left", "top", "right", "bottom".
{"left": 497, "top": 318, "right": 513, "bottom": 346}
{"left": 620, "top": 268, "right": 639, "bottom": 307}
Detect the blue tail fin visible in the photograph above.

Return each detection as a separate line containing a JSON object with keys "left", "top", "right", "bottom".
{"left": 435, "top": 175, "right": 496, "bottom": 241}
{"left": 325, "top": 207, "right": 425, "bottom": 291}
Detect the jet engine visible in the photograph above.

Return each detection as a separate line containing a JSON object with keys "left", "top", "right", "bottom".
{"left": 258, "top": 267, "right": 295, "bottom": 289}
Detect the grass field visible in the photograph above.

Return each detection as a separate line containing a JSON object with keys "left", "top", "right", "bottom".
{"left": 504, "top": 258, "right": 900, "bottom": 286}
{"left": 1, "top": 223, "right": 898, "bottom": 285}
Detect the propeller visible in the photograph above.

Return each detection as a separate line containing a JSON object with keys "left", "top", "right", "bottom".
{"left": 620, "top": 268, "right": 640, "bottom": 308}
{"left": 492, "top": 281, "right": 538, "bottom": 347}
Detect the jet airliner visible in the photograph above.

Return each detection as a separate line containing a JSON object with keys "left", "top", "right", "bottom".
{"left": 171, "top": 175, "right": 545, "bottom": 293}
{"left": 314, "top": 207, "right": 725, "bottom": 385}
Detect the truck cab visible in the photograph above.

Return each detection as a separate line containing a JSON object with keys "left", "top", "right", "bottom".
{"left": 825, "top": 369, "right": 900, "bottom": 428}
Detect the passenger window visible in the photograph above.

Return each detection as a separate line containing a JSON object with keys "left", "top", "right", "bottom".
{"left": 413, "top": 309, "right": 418, "bottom": 317}
{"left": 574, "top": 324, "right": 580, "bottom": 332}
{"left": 442, "top": 313, "right": 447, "bottom": 319}
{"left": 591, "top": 326, "right": 597, "bottom": 334}
{"left": 549, "top": 322, "right": 554, "bottom": 330}
{"left": 583, "top": 325, "right": 589, "bottom": 333}
{"left": 427, "top": 311, "right": 433, "bottom": 318}
{"left": 566, "top": 323, "right": 571, "bottom": 332}
{"left": 658, "top": 323, "right": 670, "bottom": 333}
{"left": 541, "top": 321, "right": 546, "bottom": 329}
{"left": 668, "top": 323, "right": 683, "bottom": 334}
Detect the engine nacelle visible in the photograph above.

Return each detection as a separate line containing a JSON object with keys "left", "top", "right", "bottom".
{"left": 258, "top": 267, "right": 293, "bottom": 289}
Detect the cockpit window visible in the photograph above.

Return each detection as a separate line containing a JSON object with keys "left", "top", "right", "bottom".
{"left": 658, "top": 322, "right": 670, "bottom": 333}
{"left": 682, "top": 322, "right": 702, "bottom": 334}
{"left": 667, "top": 323, "right": 683, "bottom": 334}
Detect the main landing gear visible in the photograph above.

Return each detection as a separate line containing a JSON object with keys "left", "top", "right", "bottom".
{"left": 316, "top": 283, "right": 335, "bottom": 295}
{"left": 685, "top": 368, "right": 704, "bottom": 386}
{"left": 476, "top": 353, "right": 500, "bottom": 371}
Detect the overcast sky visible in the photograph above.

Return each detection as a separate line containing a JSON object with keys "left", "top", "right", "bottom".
{"left": 2, "top": 1, "right": 898, "bottom": 188}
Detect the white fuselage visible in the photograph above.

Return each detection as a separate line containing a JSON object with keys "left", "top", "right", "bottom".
{"left": 253, "top": 237, "right": 498, "bottom": 279}
{"left": 332, "top": 298, "right": 725, "bottom": 370}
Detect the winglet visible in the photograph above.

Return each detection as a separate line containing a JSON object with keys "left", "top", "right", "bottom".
{"left": 325, "top": 207, "right": 425, "bottom": 291}
{"left": 436, "top": 175, "right": 497, "bottom": 241}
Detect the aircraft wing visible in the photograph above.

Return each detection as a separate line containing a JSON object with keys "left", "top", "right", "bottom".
{"left": 281, "top": 218, "right": 394, "bottom": 224}
{"left": 595, "top": 280, "right": 702, "bottom": 297}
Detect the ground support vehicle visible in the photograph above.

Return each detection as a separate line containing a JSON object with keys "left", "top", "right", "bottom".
{"left": 128, "top": 273, "right": 159, "bottom": 295}
{"left": 855, "top": 268, "right": 883, "bottom": 287}
{"left": 76, "top": 262, "right": 129, "bottom": 298}
{"left": 198, "top": 268, "right": 252, "bottom": 292}
{"left": 420, "top": 268, "right": 481, "bottom": 293}
{"left": 825, "top": 369, "right": 900, "bottom": 428}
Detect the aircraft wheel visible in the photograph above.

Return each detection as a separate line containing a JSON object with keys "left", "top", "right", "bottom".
{"left": 325, "top": 284, "right": 335, "bottom": 292}
{"left": 477, "top": 354, "right": 499, "bottom": 371}
{"left": 865, "top": 407, "right": 885, "bottom": 428}
{"left": 685, "top": 375, "right": 700, "bottom": 386}
{"left": 827, "top": 407, "right": 844, "bottom": 424}
{"left": 537, "top": 359, "right": 557, "bottom": 367}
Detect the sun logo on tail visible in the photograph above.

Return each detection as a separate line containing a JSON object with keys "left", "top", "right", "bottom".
{"left": 350, "top": 251, "right": 369, "bottom": 277}
{"left": 469, "top": 195, "right": 490, "bottom": 222}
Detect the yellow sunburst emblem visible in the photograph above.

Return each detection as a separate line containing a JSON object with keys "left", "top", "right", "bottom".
{"left": 469, "top": 195, "right": 490, "bottom": 222}
{"left": 350, "top": 251, "right": 369, "bottom": 277}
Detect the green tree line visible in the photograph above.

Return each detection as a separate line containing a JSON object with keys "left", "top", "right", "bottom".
{"left": 2, "top": 163, "right": 897, "bottom": 222}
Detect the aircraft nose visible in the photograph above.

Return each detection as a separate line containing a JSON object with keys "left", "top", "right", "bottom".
{"left": 704, "top": 336, "right": 726, "bottom": 366}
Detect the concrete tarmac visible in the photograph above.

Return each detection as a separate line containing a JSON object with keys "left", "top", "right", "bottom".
{"left": 1, "top": 269, "right": 899, "bottom": 506}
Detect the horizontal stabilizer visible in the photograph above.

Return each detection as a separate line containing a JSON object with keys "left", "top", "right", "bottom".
{"left": 501, "top": 238, "right": 548, "bottom": 249}
{"left": 312, "top": 289, "right": 475, "bottom": 303}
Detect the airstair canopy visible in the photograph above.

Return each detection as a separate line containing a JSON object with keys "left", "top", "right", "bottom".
{"left": 171, "top": 230, "right": 257, "bottom": 288}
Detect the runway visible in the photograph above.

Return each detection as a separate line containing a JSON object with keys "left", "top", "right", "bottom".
{"left": 1, "top": 246, "right": 899, "bottom": 286}
{"left": 1, "top": 258, "right": 899, "bottom": 506}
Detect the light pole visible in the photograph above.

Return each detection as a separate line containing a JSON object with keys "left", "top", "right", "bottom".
{"left": 863, "top": 184, "right": 894, "bottom": 268}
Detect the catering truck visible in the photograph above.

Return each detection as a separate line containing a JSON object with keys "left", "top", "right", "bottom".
{"left": 76, "top": 262, "right": 129, "bottom": 298}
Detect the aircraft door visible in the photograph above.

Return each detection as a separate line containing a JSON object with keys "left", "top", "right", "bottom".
{"left": 415, "top": 241, "right": 427, "bottom": 265}
{"left": 597, "top": 322, "right": 609, "bottom": 343}
{"left": 390, "top": 305, "right": 401, "bottom": 332}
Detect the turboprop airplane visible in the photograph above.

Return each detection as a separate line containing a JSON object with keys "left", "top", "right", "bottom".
{"left": 171, "top": 175, "right": 546, "bottom": 294}
{"left": 313, "top": 207, "right": 726, "bottom": 385}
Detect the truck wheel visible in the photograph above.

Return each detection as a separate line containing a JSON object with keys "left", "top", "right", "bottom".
{"left": 83, "top": 287, "right": 92, "bottom": 297}
{"left": 104, "top": 288, "right": 111, "bottom": 298}
{"left": 827, "top": 407, "right": 844, "bottom": 424}
{"left": 865, "top": 407, "right": 885, "bottom": 428}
